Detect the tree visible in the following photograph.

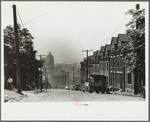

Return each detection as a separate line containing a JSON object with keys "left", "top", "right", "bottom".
{"left": 123, "top": 4, "right": 145, "bottom": 84}
{"left": 4, "top": 25, "right": 42, "bottom": 89}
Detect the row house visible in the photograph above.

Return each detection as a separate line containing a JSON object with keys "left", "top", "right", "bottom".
{"left": 80, "top": 33, "right": 144, "bottom": 94}
{"left": 110, "top": 34, "right": 130, "bottom": 92}
{"left": 99, "top": 45, "right": 111, "bottom": 86}
{"left": 93, "top": 50, "right": 101, "bottom": 75}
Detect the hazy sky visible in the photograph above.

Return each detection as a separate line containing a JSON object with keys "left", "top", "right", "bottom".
{"left": 2, "top": 1, "right": 148, "bottom": 64}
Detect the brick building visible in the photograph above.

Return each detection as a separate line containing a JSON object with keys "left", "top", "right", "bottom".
{"left": 80, "top": 34, "right": 145, "bottom": 94}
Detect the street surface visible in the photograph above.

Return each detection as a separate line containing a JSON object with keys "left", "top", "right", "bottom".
{"left": 20, "top": 89, "right": 145, "bottom": 102}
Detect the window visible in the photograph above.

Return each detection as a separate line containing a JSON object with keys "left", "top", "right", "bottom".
{"left": 97, "top": 65, "right": 99, "bottom": 72}
{"left": 107, "top": 62, "right": 108, "bottom": 71}
{"left": 99, "top": 63, "right": 101, "bottom": 70}
{"left": 111, "top": 73, "right": 113, "bottom": 85}
{"left": 120, "top": 74, "right": 123, "bottom": 88}
{"left": 117, "top": 57, "right": 119, "bottom": 67}
{"left": 111, "top": 59, "right": 113, "bottom": 67}
{"left": 120, "top": 57, "right": 123, "bottom": 67}
{"left": 114, "top": 59, "right": 116, "bottom": 67}
{"left": 115, "top": 44, "right": 118, "bottom": 50}
{"left": 117, "top": 73, "right": 119, "bottom": 83}
{"left": 96, "top": 65, "right": 98, "bottom": 72}
{"left": 93, "top": 66, "right": 95, "bottom": 73}
{"left": 128, "top": 73, "right": 131, "bottom": 84}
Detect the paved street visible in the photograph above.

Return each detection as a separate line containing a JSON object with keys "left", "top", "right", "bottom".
{"left": 19, "top": 89, "right": 145, "bottom": 102}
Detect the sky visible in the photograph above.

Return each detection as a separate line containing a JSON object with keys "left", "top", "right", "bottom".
{"left": 1, "top": 1, "right": 148, "bottom": 64}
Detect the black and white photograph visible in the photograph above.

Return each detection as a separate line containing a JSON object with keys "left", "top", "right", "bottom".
{"left": 1, "top": 1, "right": 149, "bottom": 121}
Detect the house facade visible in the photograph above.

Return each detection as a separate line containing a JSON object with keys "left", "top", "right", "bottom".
{"left": 80, "top": 34, "right": 144, "bottom": 94}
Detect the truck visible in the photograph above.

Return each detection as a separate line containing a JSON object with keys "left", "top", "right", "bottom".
{"left": 88, "top": 75, "right": 109, "bottom": 94}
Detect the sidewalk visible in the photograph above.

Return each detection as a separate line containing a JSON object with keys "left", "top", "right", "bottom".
{"left": 4, "top": 89, "right": 26, "bottom": 102}
{"left": 110, "top": 91, "right": 142, "bottom": 97}
{"left": 4, "top": 89, "right": 40, "bottom": 102}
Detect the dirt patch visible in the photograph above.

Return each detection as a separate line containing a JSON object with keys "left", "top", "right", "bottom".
{"left": 4, "top": 90, "right": 28, "bottom": 102}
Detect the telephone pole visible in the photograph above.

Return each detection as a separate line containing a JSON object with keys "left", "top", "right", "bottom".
{"left": 82, "top": 49, "right": 93, "bottom": 82}
{"left": 67, "top": 72, "right": 70, "bottom": 88}
{"left": 13, "top": 5, "right": 21, "bottom": 94}
{"left": 71, "top": 66, "right": 77, "bottom": 85}
{"left": 36, "top": 55, "right": 46, "bottom": 91}
{"left": 42, "top": 68, "right": 49, "bottom": 90}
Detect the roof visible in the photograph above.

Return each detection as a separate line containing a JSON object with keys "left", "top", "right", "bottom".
{"left": 111, "top": 37, "right": 118, "bottom": 45}
{"left": 105, "top": 44, "right": 112, "bottom": 51}
{"left": 93, "top": 52, "right": 96, "bottom": 57}
{"left": 96, "top": 50, "right": 101, "bottom": 56}
{"left": 88, "top": 55, "right": 95, "bottom": 60}
{"left": 100, "top": 46, "right": 105, "bottom": 52}
{"left": 117, "top": 34, "right": 130, "bottom": 42}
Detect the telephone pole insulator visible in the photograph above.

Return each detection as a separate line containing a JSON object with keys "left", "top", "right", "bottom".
{"left": 136, "top": 4, "right": 140, "bottom": 10}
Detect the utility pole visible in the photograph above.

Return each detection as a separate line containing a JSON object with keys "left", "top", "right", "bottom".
{"left": 112, "top": 56, "right": 114, "bottom": 94}
{"left": 134, "top": 4, "right": 140, "bottom": 94}
{"left": 43, "top": 68, "right": 49, "bottom": 90}
{"left": 65, "top": 75, "right": 66, "bottom": 86}
{"left": 13, "top": 5, "right": 21, "bottom": 94}
{"left": 45, "top": 69, "right": 46, "bottom": 90}
{"left": 36, "top": 55, "right": 46, "bottom": 91}
{"left": 66, "top": 72, "right": 70, "bottom": 88}
{"left": 71, "top": 66, "right": 77, "bottom": 85}
{"left": 82, "top": 49, "right": 93, "bottom": 82}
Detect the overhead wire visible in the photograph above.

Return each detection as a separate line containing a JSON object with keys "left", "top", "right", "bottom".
{"left": 90, "top": 9, "right": 114, "bottom": 51}
{"left": 16, "top": 8, "right": 24, "bottom": 28}
{"left": 103, "top": 16, "right": 129, "bottom": 45}
{"left": 24, "top": 4, "right": 61, "bottom": 25}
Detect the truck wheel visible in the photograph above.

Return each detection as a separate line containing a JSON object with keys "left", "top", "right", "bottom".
{"left": 106, "top": 91, "right": 109, "bottom": 94}
{"left": 83, "top": 90, "right": 84, "bottom": 92}
{"left": 101, "top": 91, "right": 105, "bottom": 94}
{"left": 96, "top": 91, "right": 99, "bottom": 93}
{"left": 89, "top": 90, "right": 92, "bottom": 93}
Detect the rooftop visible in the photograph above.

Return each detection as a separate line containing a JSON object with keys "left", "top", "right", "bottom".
{"left": 100, "top": 46, "right": 105, "bottom": 52}
{"left": 111, "top": 37, "right": 118, "bottom": 45}
{"left": 105, "top": 44, "right": 112, "bottom": 51}
{"left": 117, "top": 34, "right": 130, "bottom": 42}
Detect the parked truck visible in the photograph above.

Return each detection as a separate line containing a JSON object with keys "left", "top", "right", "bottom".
{"left": 88, "top": 75, "right": 109, "bottom": 94}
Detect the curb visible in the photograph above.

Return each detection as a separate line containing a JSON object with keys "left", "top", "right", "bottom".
{"left": 114, "top": 92, "right": 142, "bottom": 98}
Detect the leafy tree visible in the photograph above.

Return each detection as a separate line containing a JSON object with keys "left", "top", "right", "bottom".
{"left": 4, "top": 25, "right": 42, "bottom": 89}
{"left": 123, "top": 4, "right": 145, "bottom": 84}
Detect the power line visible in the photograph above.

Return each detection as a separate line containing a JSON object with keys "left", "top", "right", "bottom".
{"left": 104, "top": 16, "right": 129, "bottom": 45}
{"left": 24, "top": 4, "right": 61, "bottom": 25}
{"left": 16, "top": 8, "right": 24, "bottom": 28}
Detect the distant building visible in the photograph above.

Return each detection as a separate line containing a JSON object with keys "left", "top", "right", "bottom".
{"left": 42, "top": 52, "right": 54, "bottom": 88}
{"left": 53, "top": 63, "right": 80, "bottom": 88}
